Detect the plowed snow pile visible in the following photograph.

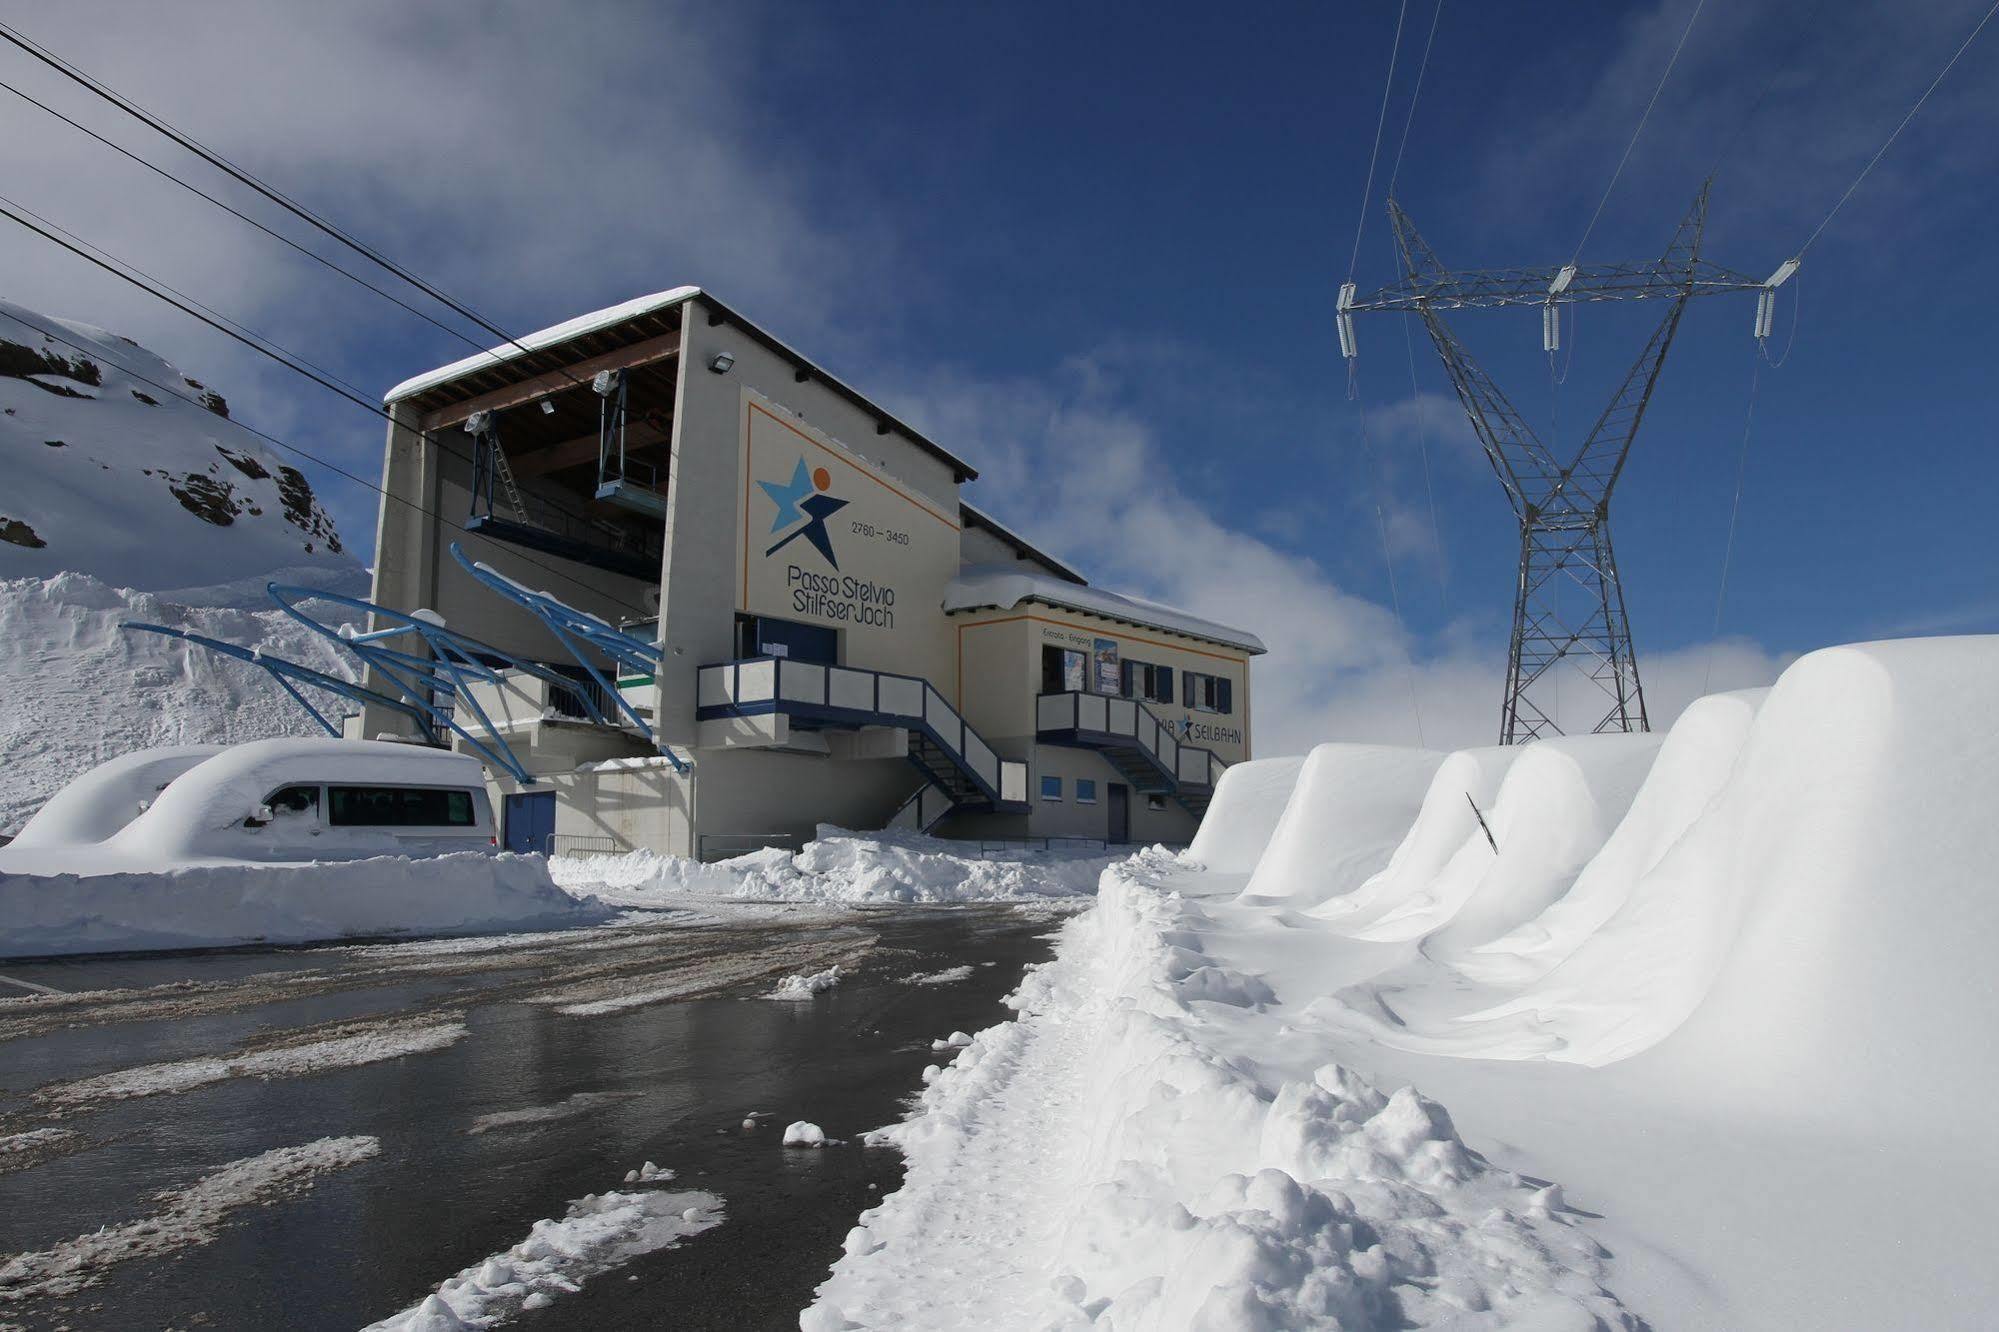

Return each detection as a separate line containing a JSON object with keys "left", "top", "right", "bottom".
{"left": 814, "top": 637, "right": 1999, "bottom": 1330}
{"left": 552, "top": 828, "right": 1110, "bottom": 906}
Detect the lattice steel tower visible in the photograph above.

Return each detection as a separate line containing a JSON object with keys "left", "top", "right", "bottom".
{"left": 1338, "top": 182, "right": 1775, "bottom": 744}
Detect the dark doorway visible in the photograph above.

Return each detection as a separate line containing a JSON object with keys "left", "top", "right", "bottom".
{"left": 504, "top": 790, "right": 556, "bottom": 855}
{"left": 1107, "top": 782, "right": 1130, "bottom": 844}
{"left": 735, "top": 613, "right": 837, "bottom": 665}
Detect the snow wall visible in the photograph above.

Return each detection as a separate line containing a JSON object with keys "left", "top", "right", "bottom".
{"left": 1192, "top": 637, "right": 1999, "bottom": 1090}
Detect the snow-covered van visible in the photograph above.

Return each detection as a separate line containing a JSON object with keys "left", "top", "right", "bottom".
{"left": 0, "top": 739, "right": 496, "bottom": 871}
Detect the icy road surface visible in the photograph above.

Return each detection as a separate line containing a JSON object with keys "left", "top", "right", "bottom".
{"left": 0, "top": 902, "right": 1061, "bottom": 1330}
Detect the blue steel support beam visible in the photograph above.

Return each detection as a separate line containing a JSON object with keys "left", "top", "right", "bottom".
{"left": 449, "top": 542, "right": 688, "bottom": 774}
{"left": 120, "top": 622, "right": 439, "bottom": 742}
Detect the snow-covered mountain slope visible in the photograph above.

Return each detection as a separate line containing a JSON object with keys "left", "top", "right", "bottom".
{"left": 0, "top": 298, "right": 354, "bottom": 592}
{"left": 0, "top": 573, "right": 363, "bottom": 836}
{"left": 0, "top": 301, "right": 372, "bottom": 836}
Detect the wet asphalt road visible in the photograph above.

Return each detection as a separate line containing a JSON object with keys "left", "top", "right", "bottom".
{"left": 0, "top": 905, "right": 1064, "bottom": 1330}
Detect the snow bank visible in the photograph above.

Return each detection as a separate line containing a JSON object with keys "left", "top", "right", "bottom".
{"left": 552, "top": 828, "right": 1110, "bottom": 906}
{"left": 5, "top": 743, "right": 224, "bottom": 849}
{"left": 812, "top": 851, "right": 1629, "bottom": 1327}
{"left": 0, "top": 851, "right": 598, "bottom": 958}
{"left": 1239, "top": 744, "right": 1444, "bottom": 907}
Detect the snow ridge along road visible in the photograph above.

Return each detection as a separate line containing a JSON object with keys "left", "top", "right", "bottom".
{"left": 809, "top": 849, "right": 1630, "bottom": 1328}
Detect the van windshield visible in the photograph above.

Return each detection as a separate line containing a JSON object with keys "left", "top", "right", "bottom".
{"left": 327, "top": 786, "right": 476, "bottom": 828}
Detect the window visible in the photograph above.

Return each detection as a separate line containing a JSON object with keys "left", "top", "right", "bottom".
{"left": 328, "top": 786, "right": 476, "bottom": 828}
{"left": 1041, "top": 646, "right": 1086, "bottom": 694}
{"left": 1076, "top": 779, "right": 1098, "bottom": 804}
{"left": 1181, "top": 671, "right": 1234, "bottom": 714}
{"left": 267, "top": 785, "right": 319, "bottom": 817}
{"left": 1040, "top": 775, "right": 1064, "bottom": 802}
{"left": 1147, "top": 794, "right": 1168, "bottom": 812}
{"left": 1120, "top": 661, "right": 1175, "bottom": 705}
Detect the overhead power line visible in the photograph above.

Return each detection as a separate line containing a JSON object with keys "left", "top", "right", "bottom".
{"left": 0, "top": 21, "right": 687, "bottom": 417}
{"left": 0, "top": 76, "right": 483, "bottom": 351}
{"left": 1346, "top": 0, "right": 1411, "bottom": 283}
{"left": 1384, "top": 0, "right": 1445, "bottom": 200}
{"left": 1794, "top": 0, "right": 1999, "bottom": 258}
{"left": 1572, "top": 0, "right": 1708, "bottom": 264}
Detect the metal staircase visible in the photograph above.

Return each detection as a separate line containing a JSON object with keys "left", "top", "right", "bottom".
{"left": 697, "top": 657, "right": 1030, "bottom": 827}
{"left": 1035, "top": 691, "right": 1225, "bottom": 817}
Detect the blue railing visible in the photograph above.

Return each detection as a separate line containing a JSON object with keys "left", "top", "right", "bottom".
{"left": 697, "top": 657, "right": 1029, "bottom": 809}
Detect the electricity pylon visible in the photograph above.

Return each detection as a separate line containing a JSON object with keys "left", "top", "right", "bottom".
{"left": 1338, "top": 182, "right": 1773, "bottom": 744}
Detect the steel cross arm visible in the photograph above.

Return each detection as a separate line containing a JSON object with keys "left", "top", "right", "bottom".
{"left": 1345, "top": 258, "right": 1762, "bottom": 313}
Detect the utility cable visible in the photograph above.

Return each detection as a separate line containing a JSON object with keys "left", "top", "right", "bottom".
{"left": 1793, "top": 0, "right": 1999, "bottom": 258}
{"left": 0, "top": 305, "right": 659, "bottom": 622}
{"left": 0, "top": 23, "right": 687, "bottom": 416}
{"left": 0, "top": 76, "right": 482, "bottom": 351}
{"left": 1384, "top": 0, "right": 1445, "bottom": 199}
{"left": 0, "top": 198, "right": 631, "bottom": 551}
{"left": 1702, "top": 351, "right": 1762, "bottom": 696}
{"left": 1346, "top": 0, "right": 1410, "bottom": 282}
{"left": 1350, "top": 367, "right": 1428, "bottom": 748}
{"left": 1572, "top": 0, "right": 1708, "bottom": 263}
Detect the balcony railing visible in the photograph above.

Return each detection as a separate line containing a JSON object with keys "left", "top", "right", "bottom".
{"left": 1035, "top": 690, "right": 1226, "bottom": 790}
{"left": 698, "top": 657, "right": 1029, "bottom": 809}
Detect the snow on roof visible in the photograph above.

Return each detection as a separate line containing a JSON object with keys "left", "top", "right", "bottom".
{"left": 944, "top": 565, "right": 1266, "bottom": 655}
{"left": 959, "top": 501, "right": 1088, "bottom": 586}
{"left": 383, "top": 288, "right": 702, "bottom": 403}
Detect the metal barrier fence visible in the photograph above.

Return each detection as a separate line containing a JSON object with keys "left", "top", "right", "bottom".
{"left": 548, "top": 833, "right": 621, "bottom": 858}
{"left": 698, "top": 832, "right": 805, "bottom": 863}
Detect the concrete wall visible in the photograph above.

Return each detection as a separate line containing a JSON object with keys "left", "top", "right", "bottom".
{"left": 504, "top": 745, "right": 922, "bottom": 859}
{"left": 654, "top": 298, "right": 965, "bottom": 750}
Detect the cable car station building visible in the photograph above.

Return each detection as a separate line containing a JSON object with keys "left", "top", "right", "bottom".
{"left": 361, "top": 289, "right": 1263, "bottom": 857}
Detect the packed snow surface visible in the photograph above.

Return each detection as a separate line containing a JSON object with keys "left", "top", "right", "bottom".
{"left": 0, "top": 1135, "right": 379, "bottom": 1301}
{"left": 768, "top": 965, "right": 842, "bottom": 1000}
{"left": 362, "top": 1179, "right": 722, "bottom": 1330}
{"left": 813, "top": 638, "right": 1999, "bottom": 1329}
{"left": 551, "top": 828, "right": 1110, "bottom": 906}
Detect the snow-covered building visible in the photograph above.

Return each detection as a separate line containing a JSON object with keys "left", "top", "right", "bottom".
{"left": 361, "top": 289, "right": 1263, "bottom": 857}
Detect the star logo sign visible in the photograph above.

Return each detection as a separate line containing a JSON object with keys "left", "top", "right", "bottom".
{"left": 760, "top": 457, "right": 849, "bottom": 569}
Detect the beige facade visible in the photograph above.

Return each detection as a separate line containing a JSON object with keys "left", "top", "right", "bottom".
{"left": 362, "top": 289, "right": 1263, "bottom": 858}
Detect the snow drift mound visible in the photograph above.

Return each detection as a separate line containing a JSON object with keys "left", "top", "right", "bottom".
{"left": 0, "top": 299, "right": 354, "bottom": 590}
{"left": 1186, "top": 755, "right": 1304, "bottom": 874}
{"left": 1306, "top": 745, "right": 1521, "bottom": 933}
{"left": 0, "top": 574, "right": 363, "bottom": 835}
{"left": 552, "top": 828, "right": 1111, "bottom": 906}
{"left": 1239, "top": 744, "right": 1442, "bottom": 907}
{"left": 1453, "top": 688, "right": 1765, "bottom": 986}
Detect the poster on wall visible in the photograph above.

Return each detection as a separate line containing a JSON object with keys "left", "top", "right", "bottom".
{"left": 1063, "top": 650, "right": 1086, "bottom": 692}
{"left": 1093, "top": 637, "right": 1120, "bottom": 694}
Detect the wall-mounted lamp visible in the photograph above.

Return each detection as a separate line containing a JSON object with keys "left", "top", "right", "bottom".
{"left": 708, "top": 352, "right": 736, "bottom": 375}
{"left": 539, "top": 399, "right": 556, "bottom": 415}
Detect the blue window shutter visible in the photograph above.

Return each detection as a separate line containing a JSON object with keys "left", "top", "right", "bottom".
{"left": 1158, "top": 666, "right": 1174, "bottom": 704}
{"left": 1121, "top": 661, "right": 1135, "bottom": 696}
{"left": 1219, "top": 678, "right": 1233, "bottom": 714}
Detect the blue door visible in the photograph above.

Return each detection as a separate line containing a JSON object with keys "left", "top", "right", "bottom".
{"left": 504, "top": 791, "right": 556, "bottom": 855}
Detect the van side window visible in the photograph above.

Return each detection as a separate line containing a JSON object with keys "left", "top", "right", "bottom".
{"left": 327, "top": 786, "right": 476, "bottom": 827}
{"left": 268, "top": 785, "right": 319, "bottom": 816}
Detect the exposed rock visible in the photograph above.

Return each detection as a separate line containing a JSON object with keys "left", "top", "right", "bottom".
{"left": 215, "top": 445, "right": 270, "bottom": 481}
{"left": 0, "top": 516, "right": 48, "bottom": 548}
{"left": 275, "top": 464, "right": 342, "bottom": 553}
{"left": 166, "top": 472, "right": 241, "bottom": 527}
{"left": 0, "top": 337, "right": 101, "bottom": 385}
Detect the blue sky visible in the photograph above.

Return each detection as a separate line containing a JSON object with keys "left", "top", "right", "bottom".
{"left": 4, "top": 0, "right": 1995, "bottom": 747}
